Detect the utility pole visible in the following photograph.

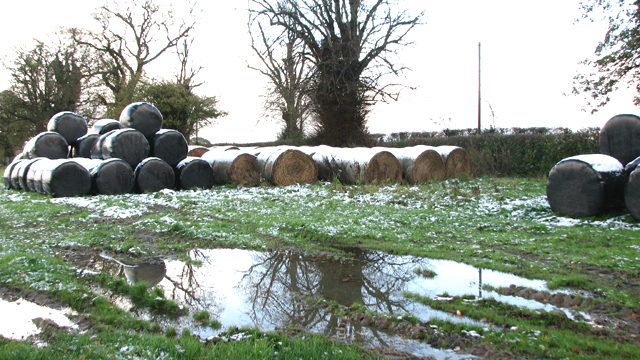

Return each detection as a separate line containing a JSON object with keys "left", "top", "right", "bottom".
{"left": 478, "top": 42, "right": 481, "bottom": 134}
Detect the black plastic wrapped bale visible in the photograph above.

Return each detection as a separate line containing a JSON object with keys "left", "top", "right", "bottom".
{"left": 3, "top": 160, "right": 25, "bottom": 189}
{"left": 24, "top": 158, "right": 49, "bottom": 192}
{"left": 546, "top": 154, "right": 627, "bottom": 218}
{"left": 99, "top": 129, "right": 150, "bottom": 169}
{"left": 40, "top": 159, "right": 92, "bottom": 197}
{"left": 47, "top": 111, "right": 87, "bottom": 145}
{"left": 175, "top": 157, "right": 214, "bottom": 190}
{"left": 600, "top": 114, "right": 640, "bottom": 166}
{"left": 23, "top": 132, "right": 68, "bottom": 160}
{"left": 134, "top": 157, "right": 175, "bottom": 193}
{"left": 88, "top": 158, "right": 135, "bottom": 195}
{"left": 11, "top": 158, "right": 44, "bottom": 190}
{"left": 72, "top": 133, "right": 100, "bottom": 158}
{"left": 119, "top": 102, "right": 163, "bottom": 138}
{"left": 90, "top": 130, "right": 117, "bottom": 160}
{"left": 89, "top": 119, "right": 121, "bottom": 135}
{"left": 624, "top": 156, "right": 640, "bottom": 221}
{"left": 150, "top": 129, "right": 188, "bottom": 167}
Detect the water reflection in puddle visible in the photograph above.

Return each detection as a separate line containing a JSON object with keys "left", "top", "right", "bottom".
{"left": 89, "top": 249, "right": 557, "bottom": 359}
{"left": 0, "top": 297, "right": 78, "bottom": 342}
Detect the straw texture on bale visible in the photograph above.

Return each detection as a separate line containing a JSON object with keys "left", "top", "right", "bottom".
{"left": 119, "top": 102, "right": 163, "bottom": 138}
{"left": 95, "top": 129, "right": 150, "bottom": 169}
{"left": 546, "top": 155, "right": 626, "bottom": 218}
{"left": 150, "top": 129, "right": 188, "bottom": 167}
{"left": 600, "top": 114, "right": 640, "bottom": 166}
{"left": 90, "top": 119, "right": 121, "bottom": 135}
{"left": 134, "top": 157, "right": 175, "bottom": 193}
{"left": 187, "top": 145, "right": 209, "bottom": 158}
{"left": 255, "top": 148, "right": 317, "bottom": 186}
{"left": 436, "top": 146, "right": 473, "bottom": 178}
{"left": 384, "top": 146, "right": 446, "bottom": 183}
{"left": 203, "top": 149, "right": 258, "bottom": 185}
{"left": 23, "top": 132, "right": 69, "bottom": 160}
{"left": 72, "top": 133, "right": 100, "bottom": 158}
{"left": 175, "top": 157, "right": 214, "bottom": 190}
{"left": 40, "top": 159, "right": 92, "bottom": 197}
{"left": 47, "top": 111, "right": 87, "bottom": 145}
{"left": 329, "top": 148, "right": 402, "bottom": 185}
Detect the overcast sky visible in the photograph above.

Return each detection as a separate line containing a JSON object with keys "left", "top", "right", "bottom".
{"left": 0, "top": 1, "right": 636, "bottom": 143}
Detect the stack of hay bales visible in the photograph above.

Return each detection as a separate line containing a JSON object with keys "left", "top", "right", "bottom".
{"left": 202, "top": 147, "right": 260, "bottom": 186}
{"left": 547, "top": 114, "right": 640, "bottom": 220}
{"left": 255, "top": 146, "right": 317, "bottom": 186}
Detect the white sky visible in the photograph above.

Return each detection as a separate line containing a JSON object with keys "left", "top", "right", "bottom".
{"left": 0, "top": 0, "right": 637, "bottom": 143}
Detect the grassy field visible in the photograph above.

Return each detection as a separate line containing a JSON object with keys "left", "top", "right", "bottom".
{"left": 0, "top": 174, "right": 639, "bottom": 359}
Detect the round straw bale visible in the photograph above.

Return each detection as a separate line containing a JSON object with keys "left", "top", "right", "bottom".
{"left": 72, "top": 133, "right": 100, "bottom": 158}
{"left": 99, "top": 129, "right": 150, "bottom": 169}
{"left": 150, "top": 129, "right": 188, "bottom": 167}
{"left": 187, "top": 145, "right": 209, "bottom": 158}
{"left": 134, "top": 157, "right": 175, "bottom": 193}
{"left": 383, "top": 146, "right": 446, "bottom": 183}
{"left": 47, "top": 111, "right": 87, "bottom": 145}
{"left": 436, "top": 146, "right": 473, "bottom": 178}
{"left": 119, "top": 102, "right": 163, "bottom": 138}
{"left": 363, "top": 150, "right": 402, "bottom": 184}
{"left": 40, "top": 159, "right": 92, "bottom": 197}
{"left": 546, "top": 154, "right": 626, "bottom": 218}
{"left": 90, "top": 158, "right": 135, "bottom": 195}
{"left": 204, "top": 149, "right": 258, "bottom": 185}
{"left": 3, "top": 159, "right": 25, "bottom": 189}
{"left": 297, "top": 145, "right": 337, "bottom": 181}
{"left": 23, "top": 132, "right": 68, "bottom": 160}
{"left": 175, "top": 157, "right": 214, "bottom": 190}
{"left": 256, "top": 148, "right": 317, "bottom": 186}
{"left": 90, "top": 119, "right": 121, "bottom": 135}
{"left": 600, "top": 114, "right": 640, "bottom": 166}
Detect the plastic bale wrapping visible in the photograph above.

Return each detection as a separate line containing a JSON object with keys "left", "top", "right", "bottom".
{"left": 329, "top": 147, "right": 402, "bottom": 185}
{"left": 599, "top": 114, "right": 640, "bottom": 166}
{"left": 90, "top": 158, "right": 135, "bottom": 195}
{"left": 119, "top": 102, "right": 163, "bottom": 138}
{"left": 202, "top": 148, "right": 258, "bottom": 186}
{"left": 3, "top": 160, "right": 25, "bottom": 189}
{"left": 72, "top": 133, "right": 100, "bottom": 158}
{"left": 296, "top": 145, "right": 337, "bottom": 182}
{"left": 624, "top": 156, "right": 640, "bottom": 221}
{"left": 381, "top": 145, "right": 446, "bottom": 183}
{"left": 97, "top": 129, "right": 150, "bottom": 170}
{"left": 546, "top": 154, "right": 627, "bottom": 218}
{"left": 23, "top": 132, "right": 69, "bottom": 160}
{"left": 23, "top": 158, "right": 48, "bottom": 192}
{"left": 436, "top": 145, "right": 473, "bottom": 178}
{"left": 255, "top": 147, "right": 317, "bottom": 186}
{"left": 39, "top": 159, "right": 92, "bottom": 197}
{"left": 89, "top": 119, "right": 121, "bottom": 135}
{"left": 175, "top": 157, "right": 214, "bottom": 190}
{"left": 134, "top": 157, "right": 175, "bottom": 193}
{"left": 12, "top": 158, "right": 44, "bottom": 190}
{"left": 47, "top": 111, "right": 88, "bottom": 145}
{"left": 150, "top": 129, "right": 188, "bottom": 167}
{"left": 187, "top": 145, "right": 210, "bottom": 158}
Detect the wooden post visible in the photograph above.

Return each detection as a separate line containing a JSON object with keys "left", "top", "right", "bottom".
{"left": 478, "top": 42, "right": 481, "bottom": 134}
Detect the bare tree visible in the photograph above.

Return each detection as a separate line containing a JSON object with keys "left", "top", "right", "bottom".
{"left": 249, "top": 16, "right": 313, "bottom": 141}
{"left": 69, "top": 0, "right": 196, "bottom": 118}
{"left": 250, "top": 0, "right": 423, "bottom": 146}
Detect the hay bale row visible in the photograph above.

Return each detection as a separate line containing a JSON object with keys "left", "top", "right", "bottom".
{"left": 202, "top": 148, "right": 258, "bottom": 186}
{"left": 255, "top": 147, "right": 317, "bottom": 186}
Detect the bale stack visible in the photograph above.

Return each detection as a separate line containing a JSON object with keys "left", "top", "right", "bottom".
{"left": 546, "top": 154, "right": 626, "bottom": 218}
{"left": 39, "top": 159, "right": 92, "bottom": 197}
{"left": 134, "top": 157, "right": 175, "bottom": 193}
{"left": 436, "top": 146, "right": 473, "bottom": 178}
{"left": 3, "top": 159, "right": 25, "bottom": 189}
{"left": 327, "top": 147, "right": 402, "bottom": 185}
{"left": 149, "top": 129, "right": 188, "bottom": 167}
{"left": 175, "top": 157, "right": 215, "bottom": 190}
{"left": 23, "top": 132, "right": 69, "bottom": 160}
{"left": 381, "top": 145, "right": 447, "bottom": 183}
{"left": 89, "top": 119, "right": 121, "bottom": 135}
{"left": 202, "top": 148, "right": 259, "bottom": 186}
{"left": 119, "top": 102, "right": 163, "bottom": 138}
{"left": 91, "top": 128, "right": 150, "bottom": 170}
{"left": 296, "top": 145, "right": 337, "bottom": 182}
{"left": 72, "top": 133, "right": 101, "bottom": 158}
{"left": 600, "top": 114, "right": 640, "bottom": 166}
{"left": 47, "top": 112, "right": 87, "bottom": 146}
{"left": 255, "top": 147, "right": 317, "bottom": 186}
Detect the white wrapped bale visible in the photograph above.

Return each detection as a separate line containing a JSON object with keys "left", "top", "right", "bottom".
{"left": 599, "top": 114, "right": 640, "bottom": 166}
{"left": 3, "top": 160, "right": 25, "bottom": 189}
{"left": 23, "top": 132, "right": 68, "bottom": 160}
{"left": 89, "top": 119, "right": 121, "bottom": 135}
{"left": 39, "top": 159, "right": 92, "bottom": 197}
{"left": 202, "top": 148, "right": 258, "bottom": 186}
{"left": 175, "top": 157, "right": 214, "bottom": 190}
{"left": 546, "top": 154, "right": 627, "bottom": 218}
{"left": 255, "top": 147, "right": 317, "bottom": 186}
{"left": 24, "top": 158, "right": 48, "bottom": 192}
{"left": 47, "top": 111, "right": 87, "bottom": 145}
{"left": 436, "top": 146, "right": 473, "bottom": 178}
{"left": 119, "top": 102, "right": 163, "bottom": 138}
{"left": 134, "top": 157, "right": 175, "bottom": 193}
{"left": 150, "top": 129, "right": 188, "bottom": 167}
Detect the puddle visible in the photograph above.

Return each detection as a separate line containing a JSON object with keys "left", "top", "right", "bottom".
{"left": 85, "top": 249, "right": 568, "bottom": 359}
{"left": 0, "top": 297, "right": 78, "bottom": 343}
